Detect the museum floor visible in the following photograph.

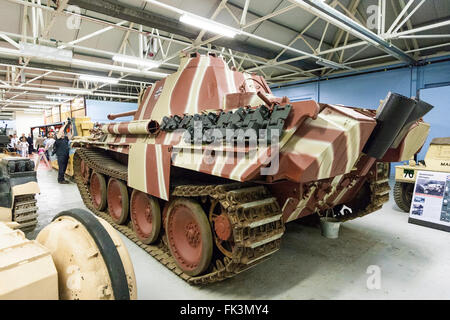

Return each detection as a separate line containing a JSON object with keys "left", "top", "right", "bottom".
{"left": 29, "top": 168, "right": 450, "bottom": 300}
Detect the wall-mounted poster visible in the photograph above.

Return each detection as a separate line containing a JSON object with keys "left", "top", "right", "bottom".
{"left": 409, "top": 170, "right": 450, "bottom": 232}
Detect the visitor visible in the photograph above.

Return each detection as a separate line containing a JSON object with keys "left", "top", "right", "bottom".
{"left": 44, "top": 132, "right": 55, "bottom": 161}
{"left": 27, "top": 134, "right": 34, "bottom": 154}
{"left": 35, "top": 134, "right": 45, "bottom": 151}
{"left": 53, "top": 122, "right": 72, "bottom": 184}
{"left": 11, "top": 134, "right": 18, "bottom": 151}
{"left": 7, "top": 135, "right": 15, "bottom": 152}
{"left": 18, "top": 136, "right": 29, "bottom": 158}
{"left": 34, "top": 143, "right": 51, "bottom": 170}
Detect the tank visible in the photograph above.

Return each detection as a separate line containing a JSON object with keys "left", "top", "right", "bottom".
{"left": 0, "top": 154, "right": 39, "bottom": 232}
{"left": 0, "top": 124, "right": 9, "bottom": 152}
{"left": 0, "top": 208, "right": 136, "bottom": 300}
{"left": 394, "top": 137, "right": 450, "bottom": 212}
{"left": 71, "top": 52, "right": 433, "bottom": 284}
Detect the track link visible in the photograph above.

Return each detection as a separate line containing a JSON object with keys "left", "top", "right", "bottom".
{"left": 74, "top": 148, "right": 284, "bottom": 284}
{"left": 13, "top": 195, "right": 38, "bottom": 232}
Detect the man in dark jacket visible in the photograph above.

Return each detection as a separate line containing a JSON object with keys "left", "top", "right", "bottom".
{"left": 53, "top": 120, "right": 73, "bottom": 184}
{"left": 27, "top": 134, "right": 34, "bottom": 154}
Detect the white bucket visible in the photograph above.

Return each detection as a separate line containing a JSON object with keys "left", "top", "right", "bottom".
{"left": 320, "top": 216, "right": 342, "bottom": 239}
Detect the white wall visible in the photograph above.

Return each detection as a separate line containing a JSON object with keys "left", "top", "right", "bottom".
{"left": 14, "top": 111, "right": 45, "bottom": 136}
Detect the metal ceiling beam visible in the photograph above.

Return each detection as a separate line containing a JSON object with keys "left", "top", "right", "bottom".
{"left": 0, "top": 57, "right": 154, "bottom": 84}
{"left": 67, "top": 0, "right": 318, "bottom": 70}
{"left": 227, "top": 1, "right": 335, "bottom": 50}
{"left": 290, "top": 0, "right": 416, "bottom": 64}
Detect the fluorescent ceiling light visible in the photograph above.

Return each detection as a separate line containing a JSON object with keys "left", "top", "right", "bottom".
{"left": 316, "top": 59, "right": 340, "bottom": 69}
{"left": 79, "top": 74, "right": 119, "bottom": 84}
{"left": 19, "top": 42, "right": 73, "bottom": 63}
{"left": 0, "top": 100, "right": 60, "bottom": 106}
{"left": 179, "top": 14, "right": 238, "bottom": 38}
{"left": 24, "top": 110, "right": 45, "bottom": 114}
{"left": 13, "top": 100, "right": 60, "bottom": 105}
{"left": 112, "top": 55, "right": 161, "bottom": 69}
{"left": 59, "top": 88, "right": 92, "bottom": 95}
{"left": 46, "top": 95, "right": 75, "bottom": 101}
{"left": 29, "top": 105, "right": 52, "bottom": 109}
{"left": 315, "top": 59, "right": 352, "bottom": 70}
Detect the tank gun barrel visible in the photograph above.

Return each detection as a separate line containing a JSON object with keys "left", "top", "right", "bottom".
{"left": 107, "top": 110, "right": 137, "bottom": 120}
{"left": 101, "top": 120, "right": 159, "bottom": 135}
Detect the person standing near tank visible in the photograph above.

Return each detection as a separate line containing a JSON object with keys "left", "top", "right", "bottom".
{"left": 7, "top": 135, "right": 15, "bottom": 152}
{"left": 10, "top": 134, "right": 18, "bottom": 152}
{"left": 52, "top": 120, "right": 73, "bottom": 184}
{"left": 44, "top": 132, "right": 55, "bottom": 161}
{"left": 26, "top": 133, "right": 34, "bottom": 154}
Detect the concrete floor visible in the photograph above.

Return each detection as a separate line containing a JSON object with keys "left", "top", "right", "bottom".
{"left": 29, "top": 168, "right": 450, "bottom": 300}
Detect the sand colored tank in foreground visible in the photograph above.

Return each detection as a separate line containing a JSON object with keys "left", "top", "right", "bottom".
{"left": 72, "top": 52, "right": 433, "bottom": 284}
{"left": 0, "top": 209, "right": 136, "bottom": 300}
{"left": 0, "top": 222, "right": 58, "bottom": 299}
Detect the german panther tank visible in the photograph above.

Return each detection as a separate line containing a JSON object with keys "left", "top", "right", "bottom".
{"left": 72, "top": 52, "right": 433, "bottom": 284}
{"left": 0, "top": 155, "right": 39, "bottom": 232}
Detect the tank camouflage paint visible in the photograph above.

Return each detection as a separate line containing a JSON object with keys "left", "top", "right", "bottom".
{"left": 72, "top": 52, "right": 433, "bottom": 284}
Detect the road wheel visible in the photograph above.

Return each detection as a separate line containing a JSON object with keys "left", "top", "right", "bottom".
{"left": 80, "top": 159, "right": 91, "bottom": 184}
{"left": 90, "top": 172, "right": 107, "bottom": 211}
{"left": 107, "top": 178, "right": 129, "bottom": 225}
{"left": 394, "top": 182, "right": 413, "bottom": 212}
{"left": 166, "top": 198, "right": 212, "bottom": 276}
{"left": 130, "top": 190, "right": 161, "bottom": 244}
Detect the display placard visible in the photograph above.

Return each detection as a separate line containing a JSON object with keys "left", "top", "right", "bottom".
{"left": 409, "top": 170, "right": 450, "bottom": 232}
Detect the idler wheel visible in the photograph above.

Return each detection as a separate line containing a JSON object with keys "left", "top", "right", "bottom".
{"left": 107, "top": 178, "right": 129, "bottom": 225}
{"left": 166, "top": 198, "right": 212, "bottom": 276}
{"left": 90, "top": 172, "right": 107, "bottom": 211}
{"left": 80, "top": 159, "right": 91, "bottom": 184}
{"left": 130, "top": 190, "right": 161, "bottom": 244}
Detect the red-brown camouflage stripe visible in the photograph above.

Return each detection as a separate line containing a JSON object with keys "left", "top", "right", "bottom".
{"left": 142, "top": 78, "right": 166, "bottom": 120}
{"left": 134, "top": 86, "right": 152, "bottom": 120}
{"left": 144, "top": 144, "right": 170, "bottom": 200}
{"left": 170, "top": 57, "right": 199, "bottom": 116}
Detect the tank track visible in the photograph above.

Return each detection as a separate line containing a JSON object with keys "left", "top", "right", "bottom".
{"left": 73, "top": 148, "right": 284, "bottom": 285}
{"left": 13, "top": 195, "right": 38, "bottom": 232}
{"left": 335, "top": 163, "right": 391, "bottom": 222}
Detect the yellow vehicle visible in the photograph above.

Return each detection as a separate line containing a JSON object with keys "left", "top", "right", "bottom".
{"left": 394, "top": 137, "right": 450, "bottom": 212}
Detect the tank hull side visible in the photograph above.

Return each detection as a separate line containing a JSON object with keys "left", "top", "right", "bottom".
{"left": 127, "top": 143, "right": 171, "bottom": 201}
